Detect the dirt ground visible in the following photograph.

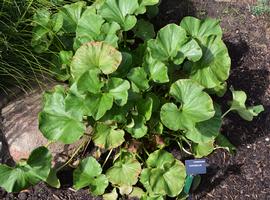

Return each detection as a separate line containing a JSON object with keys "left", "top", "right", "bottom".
{"left": 1, "top": 0, "right": 270, "bottom": 199}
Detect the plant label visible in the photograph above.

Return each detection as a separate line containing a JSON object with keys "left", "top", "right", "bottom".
{"left": 185, "top": 159, "right": 206, "bottom": 175}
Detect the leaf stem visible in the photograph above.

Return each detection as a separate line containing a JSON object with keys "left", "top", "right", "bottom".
{"left": 177, "top": 141, "right": 193, "bottom": 155}
{"left": 102, "top": 149, "right": 113, "bottom": 168}
{"left": 135, "top": 153, "right": 145, "bottom": 165}
{"left": 123, "top": 31, "right": 127, "bottom": 47}
{"left": 56, "top": 140, "right": 87, "bottom": 171}
{"left": 221, "top": 109, "right": 232, "bottom": 118}
{"left": 44, "top": 141, "right": 53, "bottom": 148}
{"left": 180, "top": 136, "right": 191, "bottom": 147}
{"left": 143, "top": 147, "right": 150, "bottom": 156}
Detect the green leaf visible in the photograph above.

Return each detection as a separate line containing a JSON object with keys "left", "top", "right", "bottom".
{"left": 174, "top": 39, "right": 202, "bottom": 64}
{"left": 146, "top": 4, "right": 159, "bottom": 19}
{"left": 140, "top": 150, "right": 186, "bottom": 197}
{"left": 74, "top": 7, "right": 105, "bottom": 49}
{"left": 180, "top": 16, "right": 222, "bottom": 39}
{"left": 160, "top": 79, "right": 215, "bottom": 131}
{"left": 127, "top": 67, "right": 149, "bottom": 91}
{"left": 39, "top": 86, "right": 85, "bottom": 144}
{"left": 71, "top": 42, "right": 122, "bottom": 80}
{"left": 229, "top": 88, "right": 264, "bottom": 121}
{"left": 76, "top": 69, "right": 104, "bottom": 94}
{"left": 141, "top": 195, "right": 164, "bottom": 200}
{"left": 136, "top": 0, "right": 159, "bottom": 14}
{"left": 59, "top": 50, "right": 73, "bottom": 67}
{"left": 113, "top": 52, "right": 133, "bottom": 78}
{"left": 132, "top": 43, "right": 147, "bottom": 67}
{"left": 215, "top": 134, "right": 236, "bottom": 154}
{"left": 107, "top": 77, "right": 130, "bottom": 106}
{"left": 103, "top": 188, "right": 118, "bottom": 200}
{"left": 184, "top": 36, "right": 231, "bottom": 88}
{"left": 73, "top": 157, "right": 108, "bottom": 196}
{"left": 185, "top": 105, "right": 222, "bottom": 143}
{"left": 100, "top": 22, "right": 121, "bottom": 47}
{"left": 86, "top": 93, "right": 114, "bottom": 120}
{"left": 192, "top": 141, "right": 214, "bottom": 158}
{"left": 51, "top": 52, "right": 71, "bottom": 81}
{"left": 143, "top": 53, "right": 169, "bottom": 83}
{"left": 147, "top": 24, "right": 187, "bottom": 63}
{"left": 137, "top": 97, "right": 153, "bottom": 121}
{"left": 0, "top": 147, "right": 52, "bottom": 192}
{"left": 119, "top": 185, "right": 133, "bottom": 195}
{"left": 130, "top": 187, "right": 145, "bottom": 198}
{"left": 99, "top": 0, "right": 139, "bottom": 31}
{"left": 100, "top": 103, "right": 131, "bottom": 124}
{"left": 60, "top": 1, "right": 86, "bottom": 33}
{"left": 133, "top": 19, "right": 155, "bottom": 41}
{"left": 126, "top": 115, "right": 148, "bottom": 138}
{"left": 207, "top": 82, "right": 227, "bottom": 97}
{"left": 93, "top": 123, "right": 125, "bottom": 149}
{"left": 106, "top": 152, "right": 141, "bottom": 186}
{"left": 146, "top": 149, "right": 175, "bottom": 168}
{"left": 46, "top": 168, "right": 60, "bottom": 188}
{"left": 32, "top": 10, "right": 63, "bottom": 53}
{"left": 64, "top": 91, "right": 91, "bottom": 120}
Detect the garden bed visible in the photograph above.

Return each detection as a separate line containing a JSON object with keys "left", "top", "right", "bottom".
{"left": 0, "top": 0, "right": 269, "bottom": 199}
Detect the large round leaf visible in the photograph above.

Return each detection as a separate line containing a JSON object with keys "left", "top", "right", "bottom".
{"left": 39, "top": 86, "right": 85, "bottom": 144}
{"left": 185, "top": 36, "right": 231, "bottom": 88}
{"left": 99, "top": 0, "right": 139, "bottom": 31}
{"left": 74, "top": 7, "right": 104, "bottom": 49}
{"left": 0, "top": 147, "right": 52, "bottom": 192}
{"left": 185, "top": 105, "right": 222, "bottom": 143}
{"left": 73, "top": 157, "right": 108, "bottom": 195}
{"left": 140, "top": 150, "right": 186, "bottom": 197}
{"left": 74, "top": 8, "right": 121, "bottom": 49}
{"left": 70, "top": 42, "right": 122, "bottom": 80}
{"left": 160, "top": 79, "right": 215, "bottom": 131}
{"left": 180, "top": 16, "right": 222, "bottom": 39}
{"left": 85, "top": 93, "right": 114, "bottom": 120}
{"left": 60, "top": 1, "right": 86, "bottom": 33}
{"left": 93, "top": 123, "right": 125, "bottom": 149}
{"left": 106, "top": 152, "right": 141, "bottom": 186}
{"left": 147, "top": 24, "right": 187, "bottom": 62}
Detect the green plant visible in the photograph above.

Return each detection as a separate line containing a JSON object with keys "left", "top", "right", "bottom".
{"left": 251, "top": 0, "right": 270, "bottom": 15}
{"left": 0, "top": 0, "right": 264, "bottom": 199}
{"left": 0, "top": 1, "right": 52, "bottom": 92}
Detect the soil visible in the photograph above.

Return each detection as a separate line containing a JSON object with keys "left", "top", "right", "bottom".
{"left": 1, "top": 0, "right": 270, "bottom": 199}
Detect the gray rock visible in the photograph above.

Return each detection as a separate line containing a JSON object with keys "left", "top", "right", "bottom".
{"left": 0, "top": 83, "right": 84, "bottom": 167}
{"left": 0, "top": 123, "right": 15, "bottom": 166}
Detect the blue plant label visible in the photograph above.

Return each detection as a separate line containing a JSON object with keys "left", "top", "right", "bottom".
{"left": 185, "top": 159, "right": 207, "bottom": 175}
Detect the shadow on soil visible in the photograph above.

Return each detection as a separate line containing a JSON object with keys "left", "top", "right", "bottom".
{"left": 151, "top": 0, "right": 196, "bottom": 29}
{"left": 223, "top": 38, "right": 270, "bottom": 147}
